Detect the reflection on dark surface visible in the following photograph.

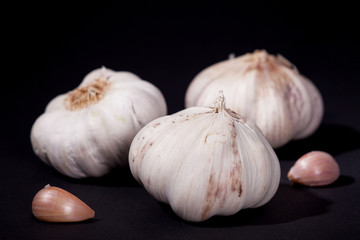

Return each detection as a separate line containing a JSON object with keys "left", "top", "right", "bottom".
{"left": 160, "top": 183, "right": 332, "bottom": 227}
{"left": 287, "top": 175, "right": 355, "bottom": 189}
{"left": 32, "top": 217, "right": 100, "bottom": 225}
{"left": 307, "top": 175, "right": 355, "bottom": 189}
{"left": 275, "top": 124, "right": 360, "bottom": 160}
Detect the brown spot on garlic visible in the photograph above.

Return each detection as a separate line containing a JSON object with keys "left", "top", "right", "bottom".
{"left": 232, "top": 143, "right": 239, "bottom": 156}
{"left": 32, "top": 184, "right": 95, "bottom": 222}
{"left": 64, "top": 76, "right": 110, "bottom": 111}
{"left": 238, "top": 184, "right": 242, "bottom": 197}
{"left": 201, "top": 171, "right": 228, "bottom": 221}
{"left": 201, "top": 174, "right": 215, "bottom": 220}
{"left": 139, "top": 143, "right": 149, "bottom": 159}
{"left": 230, "top": 161, "right": 242, "bottom": 197}
{"left": 231, "top": 124, "right": 239, "bottom": 156}
{"left": 201, "top": 157, "right": 243, "bottom": 220}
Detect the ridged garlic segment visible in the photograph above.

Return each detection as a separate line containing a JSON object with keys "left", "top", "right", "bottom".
{"left": 288, "top": 151, "right": 340, "bottom": 187}
{"left": 185, "top": 50, "right": 324, "bottom": 148}
{"left": 31, "top": 67, "right": 167, "bottom": 178}
{"left": 129, "top": 92, "right": 280, "bottom": 222}
{"left": 32, "top": 184, "right": 95, "bottom": 222}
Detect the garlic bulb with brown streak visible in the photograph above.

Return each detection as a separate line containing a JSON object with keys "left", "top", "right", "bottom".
{"left": 185, "top": 50, "right": 324, "bottom": 148}
{"left": 129, "top": 92, "right": 280, "bottom": 222}
{"left": 288, "top": 151, "right": 340, "bottom": 187}
{"left": 31, "top": 67, "right": 167, "bottom": 178}
{"left": 32, "top": 184, "right": 95, "bottom": 222}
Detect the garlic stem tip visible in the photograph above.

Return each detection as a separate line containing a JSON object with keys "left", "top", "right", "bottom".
{"left": 214, "top": 91, "right": 226, "bottom": 113}
{"left": 101, "top": 66, "right": 107, "bottom": 75}
{"left": 228, "top": 53, "right": 235, "bottom": 59}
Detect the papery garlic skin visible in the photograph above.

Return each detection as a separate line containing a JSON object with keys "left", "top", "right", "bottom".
{"left": 185, "top": 50, "right": 324, "bottom": 148}
{"left": 129, "top": 93, "right": 280, "bottom": 222}
{"left": 31, "top": 67, "right": 167, "bottom": 178}
{"left": 32, "top": 184, "right": 95, "bottom": 222}
{"left": 288, "top": 151, "right": 340, "bottom": 187}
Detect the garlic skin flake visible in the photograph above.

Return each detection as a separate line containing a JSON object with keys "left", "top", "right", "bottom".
{"left": 31, "top": 67, "right": 167, "bottom": 178}
{"left": 288, "top": 151, "right": 340, "bottom": 187}
{"left": 32, "top": 184, "right": 95, "bottom": 222}
{"left": 185, "top": 50, "right": 324, "bottom": 148}
{"left": 129, "top": 92, "right": 280, "bottom": 222}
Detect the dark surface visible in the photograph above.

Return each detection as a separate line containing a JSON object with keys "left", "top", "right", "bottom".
{"left": 2, "top": 1, "right": 360, "bottom": 239}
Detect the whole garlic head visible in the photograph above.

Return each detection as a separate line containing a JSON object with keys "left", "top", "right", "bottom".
{"left": 31, "top": 67, "right": 167, "bottom": 178}
{"left": 185, "top": 50, "right": 324, "bottom": 148}
{"left": 129, "top": 92, "right": 280, "bottom": 222}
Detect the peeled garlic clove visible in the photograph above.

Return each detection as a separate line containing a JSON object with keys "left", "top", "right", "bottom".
{"left": 32, "top": 184, "right": 95, "bottom": 222}
{"left": 288, "top": 151, "right": 340, "bottom": 187}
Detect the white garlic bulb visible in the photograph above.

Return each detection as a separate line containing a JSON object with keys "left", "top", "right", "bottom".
{"left": 185, "top": 50, "right": 324, "bottom": 148}
{"left": 288, "top": 151, "right": 340, "bottom": 187}
{"left": 31, "top": 67, "right": 167, "bottom": 178}
{"left": 129, "top": 92, "right": 280, "bottom": 222}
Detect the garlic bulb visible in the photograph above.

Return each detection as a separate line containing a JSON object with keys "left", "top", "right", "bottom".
{"left": 288, "top": 151, "right": 340, "bottom": 187}
{"left": 185, "top": 50, "right": 323, "bottom": 148}
{"left": 129, "top": 92, "right": 280, "bottom": 222}
{"left": 32, "top": 184, "right": 95, "bottom": 222}
{"left": 31, "top": 67, "right": 167, "bottom": 178}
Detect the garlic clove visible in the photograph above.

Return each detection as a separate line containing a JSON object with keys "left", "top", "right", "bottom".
{"left": 32, "top": 184, "right": 95, "bottom": 222}
{"left": 288, "top": 151, "right": 340, "bottom": 187}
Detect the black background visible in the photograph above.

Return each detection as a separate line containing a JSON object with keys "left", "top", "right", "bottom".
{"left": 2, "top": 1, "right": 360, "bottom": 239}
